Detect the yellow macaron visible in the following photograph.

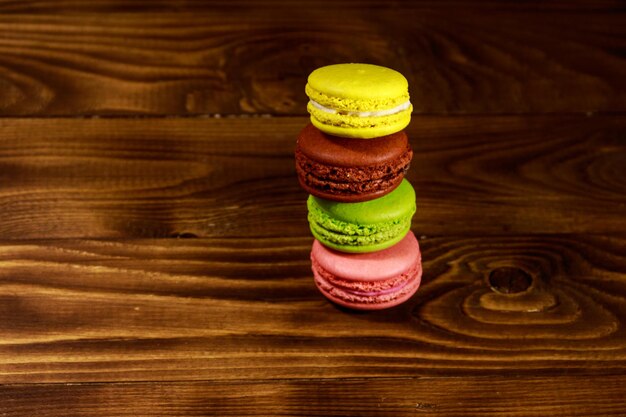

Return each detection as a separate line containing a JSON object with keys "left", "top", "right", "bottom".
{"left": 305, "top": 63, "right": 412, "bottom": 139}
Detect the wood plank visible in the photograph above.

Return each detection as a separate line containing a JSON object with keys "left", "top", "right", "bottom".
{"left": 2, "top": 374, "right": 626, "bottom": 416}
{"left": 1, "top": 234, "right": 625, "bottom": 383}
{"left": 0, "top": 116, "right": 624, "bottom": 239}
{"left": 0, "top": 5, "right": 624, "bottom": 115}
{"left": 1, "top": 0, "right": 623, "bottom": 13}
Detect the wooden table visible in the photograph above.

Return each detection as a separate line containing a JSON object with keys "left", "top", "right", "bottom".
{"left": 1, "top": 2, "right": 625, "bottom": 415}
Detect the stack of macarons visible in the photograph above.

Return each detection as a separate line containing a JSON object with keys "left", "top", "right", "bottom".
{"left": 296, "top": 63, "right": 422, "bottom": 310}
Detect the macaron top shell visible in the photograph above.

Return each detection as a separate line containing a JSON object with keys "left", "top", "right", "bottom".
{"left": 296, "top": 123, "right": 410, "bottom": 167}
{"left": 311, "top": 231, "right": 420, "bottom": 282}
{"left": 306, "top": 63, "right": 409, "bottom": 110}
{"left": 309, "top": 179, "right": 416, "bottom": 225}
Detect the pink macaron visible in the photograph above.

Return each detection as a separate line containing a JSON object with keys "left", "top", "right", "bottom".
{"left": 311, "top": 231, "right": 422, "bottom": 310}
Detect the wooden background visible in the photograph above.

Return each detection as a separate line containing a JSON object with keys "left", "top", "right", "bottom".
{"left": 1, "top": 1, "right": 626, "bottom": 415}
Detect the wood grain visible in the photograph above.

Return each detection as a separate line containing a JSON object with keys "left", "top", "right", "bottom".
{"left": 1, "top": 234, "right": 625, "bottom": 383}
{"left": 2, "top": 374, "right": 626, "bottom": 416}
{"left": 0, "top": 116, "right": 624, "bottom": 239}
{"left": 0, "top": 4, "right": 624, "bottom": 115}
{"left": 2, "top": 0, "right": 623, "bottom": 13}
{"left": 0, "top": 1, "right": 624, "bottom": 413}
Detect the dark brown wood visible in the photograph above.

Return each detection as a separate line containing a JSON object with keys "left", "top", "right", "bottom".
{"left": 2, "top": 374, "right": 626, "bottom": 416}
{"left": 1, "top": 3, "right": 625, "bottom": 413}
{"left": 0, "top": 116, "right": 624, "bottom": 239}
{"left": 1, "top": 1, "right": 622, "bottom": 13}
{"left": 0, "top": 4, "right": 624, "bottom": 115}
{"left": 1, "top": 234, "right": 625, "bottom": 383}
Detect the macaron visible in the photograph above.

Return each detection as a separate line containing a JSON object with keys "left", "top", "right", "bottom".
{"left": 311, "top": 231, "right": 422, "bottom": 310}
{"left": 305, "top": 63, "right": 412, "bottom": 139}
{"left": 295, "top": 123, "right": 413, "bottom": 202}
{"left": 307, "top": 179, "right": 416, "bottom": 253}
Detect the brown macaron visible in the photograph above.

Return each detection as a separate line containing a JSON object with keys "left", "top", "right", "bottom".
{"left": 295, "top": 123, "right": 413, "bottom": 202}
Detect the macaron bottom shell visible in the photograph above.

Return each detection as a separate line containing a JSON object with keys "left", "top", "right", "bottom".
{"left": 314, "top": 269, "right": 421, "bottom": 311}
{"left": 297, "top": 172, "right": 405, "bottom": 203}
{"left": 309, "top": 106, "right": 412, "bottom": 139}
{"left": 309, "top": 216, "right": 412, "bottom": 253}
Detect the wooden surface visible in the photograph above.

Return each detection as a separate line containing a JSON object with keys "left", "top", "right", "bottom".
{"left": 2, "top": 234, "right": 626, "bottom": 384}
{"left": 1, "top": 1, "right": 626, "bottom": 416}
{"left": 1, "top": 116, "right": 624, "bottom": 239}
{"left": 3, "top": 375, "right": 626, "bottom": 416}
{"left": 0, "top": 2, "right": 625, "bottom": 115}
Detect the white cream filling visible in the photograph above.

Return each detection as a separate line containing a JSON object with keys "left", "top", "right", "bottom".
{"left": 309, "top": 99, "right": 411, "bottom": 117}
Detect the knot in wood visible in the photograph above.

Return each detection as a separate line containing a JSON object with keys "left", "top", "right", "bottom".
{"left": 488, "top": 267, "right": 532, "bottom": 294}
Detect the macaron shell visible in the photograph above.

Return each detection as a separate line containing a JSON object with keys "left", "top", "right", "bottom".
{"left": 311, "top": 232, "right": 420, "bottom": 281}
{"left": 297, "top": 172, "right": 404, "bottom": 203}
{"left": 308, "top": 103, "right": 412, "bottom": 139}
{"left": 309, "top": 220, "right": 411, "bottom": 253}
{"left": 310, "top": 179, "right": 416, "bottom": 225}
{"left": 314, "top": 268, "right": 421, "bottom": 311}
{"left": 306, "top": 63, "right": 409, "bottom": 107}
{"left": 306, "top": 84, "right": 408, "bottom": 113}
{"left": 297, "top": 123, "right": 410, "bottom": 167}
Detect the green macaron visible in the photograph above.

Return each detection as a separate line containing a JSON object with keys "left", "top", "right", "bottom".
{"left": 307, "top": 179, "right": 416, "bottom": 253}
